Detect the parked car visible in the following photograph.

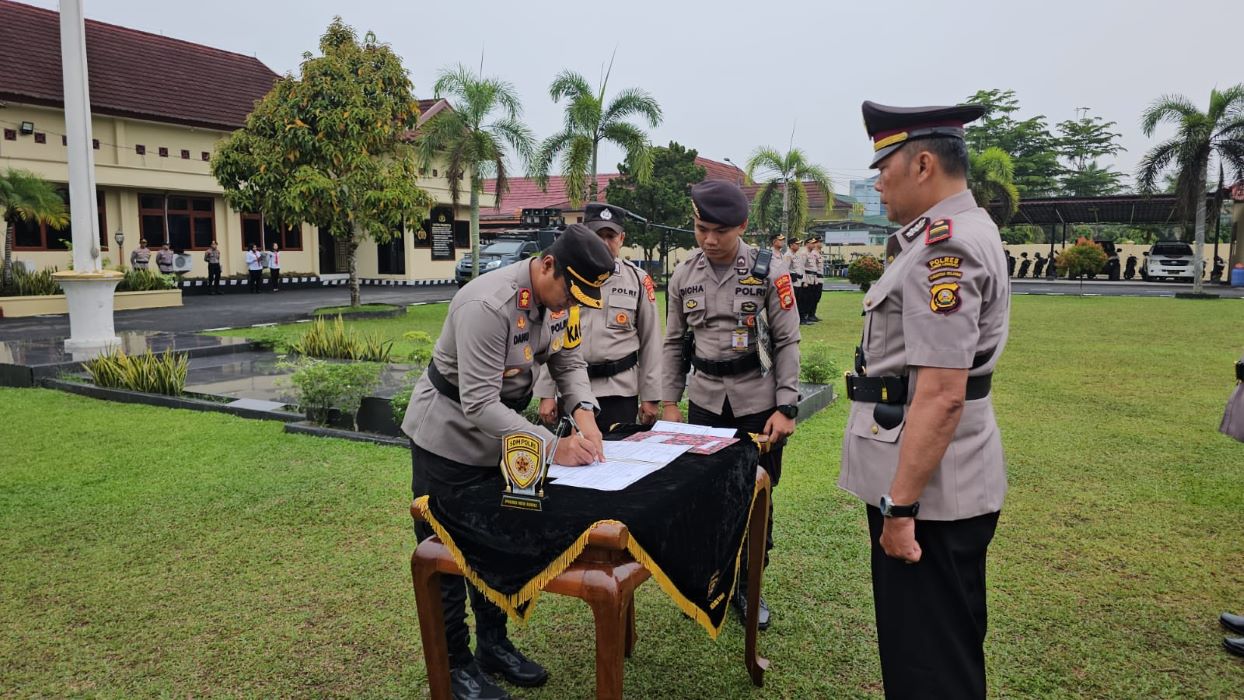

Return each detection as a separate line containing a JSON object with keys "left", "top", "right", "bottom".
{"left": 1143, "top": 240, "right": 1196, "bottom": 282}
{"left": 454, "top": 238, "right": 542, "bottom": 287}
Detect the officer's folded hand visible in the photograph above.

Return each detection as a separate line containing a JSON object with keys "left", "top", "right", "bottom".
{"left": 763, "top": 411, "right": 796, "bottom": 444}
{"left": 537, "top": 397, "right": 559, "bottom": 426}
{"left": 880, "top": 517, "right": 922, "bottom": 564}
{"left": 661, "top": 402, "right": 684, "bottom": 423}
{"left": 639, "top": 401, "right": 660, "bottom": 426}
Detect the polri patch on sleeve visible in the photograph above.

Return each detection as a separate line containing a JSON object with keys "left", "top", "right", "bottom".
{"left": 925, "top": 219, "right": 953, "bottom": 245}
{"left": 642, "top": 275, "right": 656, "bottom": 302}
{"left": 774, "top": 273, "right": 795, "bottom": 310}
{"left": 929, "top": 281, "right": 961, "bottom": 314}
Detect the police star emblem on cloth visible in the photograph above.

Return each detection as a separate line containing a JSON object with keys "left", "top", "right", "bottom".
{"left": 599, "top": 208, "right": 612, "bottom": 220}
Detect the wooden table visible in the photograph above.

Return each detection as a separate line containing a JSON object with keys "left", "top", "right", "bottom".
{"left": 410, "top": 466, "right": 771, "bottom": 699}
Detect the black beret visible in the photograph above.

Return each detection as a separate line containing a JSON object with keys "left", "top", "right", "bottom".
{"left": 861, "top": 100, "right": 985, "bottom": 167}
{"left": 690, "top": 180, "right": 749, "bottom": 228}
{"left": 549, "top": 223, "right": 615, "bottom": 309}
{"left": 583, "top": 202, "right": 627, "bottom": 235}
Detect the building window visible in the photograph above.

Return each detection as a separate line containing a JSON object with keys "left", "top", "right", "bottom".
{"left": 13, "top": 189, "right": 107, "bottom": 251}
{"left": 241, "top": 213, "right": 303, "bottom": 251}
{"left": 158, "top": 147, "right": 168, "bottom": 157}
{"left": 201, "top": 151, "right": 210, "bottom": 162}
{"left": 138, "top": 194, "right": 215, "bottom": 251}
{"left": 180, "top": 149, "right": 190, "bottom": 160}
{"left": 92, "top": 139, "right": 99, "bottom": 150}
{"left": 34, "top": 133, "right": 46, "bottom": 144}
{"left": 3, "top": 129, "right": 14, "bottom": 141}
{"left": 376, "top": 231, "right": 405, "bottom": 275}
{"left": 135, "top": 144, "right": 146, "bottom": 155}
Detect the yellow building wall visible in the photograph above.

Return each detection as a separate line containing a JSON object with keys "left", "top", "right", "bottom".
{"left": 2, "top": 102, "right": 493, "bottom": 282}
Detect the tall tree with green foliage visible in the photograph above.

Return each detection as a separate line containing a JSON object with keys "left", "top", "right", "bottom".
{"left": 964, "top": 89, "right": 1062, "bottom": 197}
{"left": 212, "top": 18, "right": 432, "bottom": 307}
{"left": 1, "top": 168, "right": 68, "bottom": 286}
{"left": 532, "top": 61, "right": 662, "bottom": 207}
{"left": 604, "top": 141, "right": 704, "bottom": 266}
{"left": 744, "top": 147, "right": 833, "bottom": 235}
{"left": 1057, "top": 109, "right": 1126, "bottom": 196}
{"left": 1137, "top": 85, "right": 1244, "bottom": 295}
{"left": 967, "top": 147, "right": 1021, "bottom": 226}
{"left": 416, "top": 65, "right": 535, "bottom": 279}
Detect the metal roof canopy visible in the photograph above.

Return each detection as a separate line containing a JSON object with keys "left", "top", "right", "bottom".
{"left": 1014, "top": 193, "right": 1216, "bottom": 227}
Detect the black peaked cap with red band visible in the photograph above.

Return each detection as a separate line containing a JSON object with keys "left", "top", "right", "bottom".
{"left": 862, "top": 100, "right": 985, "bottom": 168}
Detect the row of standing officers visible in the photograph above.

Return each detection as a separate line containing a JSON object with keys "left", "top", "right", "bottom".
{"left": 402, "top": 98, "right": 1011, "bottom": 699}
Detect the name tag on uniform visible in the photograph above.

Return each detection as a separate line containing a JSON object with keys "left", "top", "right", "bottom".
{"left": 732, "top": 328, "right": 750, "bottom": 351}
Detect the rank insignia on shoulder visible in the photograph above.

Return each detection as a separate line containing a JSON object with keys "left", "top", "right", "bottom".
{"left": 517, "top": 288, "right": 532, "bottom": 309}
{"left": 737, "top": 275, "right": 764, "bottom": 286}
{"left": 642, "top": 275, "right": 656, "bottom": 302}
{"left": 902, "top": 216, "right": 930, "bottom": 242}
{"left": 925, "top": 219, "right": 953, "bottom": 245}
{"left": 929, "top": 281, "right": 961, "bottom": 314}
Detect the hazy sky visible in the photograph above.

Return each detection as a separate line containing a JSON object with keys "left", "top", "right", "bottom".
{"left": 29, "top": 0, "right": 1244, "bottom": 190}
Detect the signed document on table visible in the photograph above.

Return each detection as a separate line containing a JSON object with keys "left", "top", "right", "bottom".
{"left": 547, "top": 441, "right": 692, "bottom": 491}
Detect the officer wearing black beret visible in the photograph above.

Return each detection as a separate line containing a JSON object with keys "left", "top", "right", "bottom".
{"left": 402, "top": 223, "right": 614, "bottom": 699}
{"left": 840, "top": 101, "right": 1010, "bottom": 699}
{"left": 661, "top": 179, "right": 802, "bottom": 630}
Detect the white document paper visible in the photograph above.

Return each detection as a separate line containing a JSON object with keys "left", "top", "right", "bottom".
{"left": 649, "top": 420, "right": 738, "bottom": 438}
{"left": 547, "top": 440, "right": 691, "bottom": 491}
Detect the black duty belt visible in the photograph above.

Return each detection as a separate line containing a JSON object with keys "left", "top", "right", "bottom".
{"left": 427, "top": 361, "right": 532, "bottom": 413}
{"left": 692, "top": 352, "right": 761, "bottom": 377}
{"left": 845, "top": 372, "right": 993, "bottom": 404}
{"left": 588, "top": 351, "right": 639, "bottom": 379}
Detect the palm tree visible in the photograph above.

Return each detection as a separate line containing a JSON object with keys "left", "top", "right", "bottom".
{"left": 532, "top": 62, "right": 662, "bottom": 207}
{"left": 1137, "top": 86, "right": 1244, "bottom": 294}
{"left": 1, "top": 169, "right": 68, "bottom": 286}
{"left": 415, "top": 65, "right": 535, "bottom": 278}
{"left": 968, "top": 147, "right": 1021, "bottom": 226}
{"left": 743, "top": 147, "right": 833, "bottom": 235}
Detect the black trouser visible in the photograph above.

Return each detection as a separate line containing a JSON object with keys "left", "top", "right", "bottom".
{"left": 867, "top": 506, "right": 999, "bottom": 700}
{"left": 270, "top": 268, "right": 280, "bottom": 290}
{"left": 248, "top": 269, "right": 263, "bottom": 292}
{"left": 688, "top": 398, "right": 780, "bottom": 566}
{"left": 810, "top": 279, "right": 823, "bottom": 316}
{"left": 207, "top": 263, "right": 222, "bottom": 292}
{"left": 798, "top": 284, "right": 814, "bottom": 318}
{"left": 594, "top": 395, "right": 638, "bottom": 431}
{"left": 411, "top": 444, "right": 509, "bottom": 668}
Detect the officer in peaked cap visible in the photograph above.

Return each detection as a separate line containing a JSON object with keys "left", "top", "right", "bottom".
{"left": 840, "top": 100, "right": 1009, "bottom": 699}
{"left": 534, "top": 203, "right": 663, "bottom": 430}
{"left": 402, "top": 223, "right": 613, "bottom": 700}
{"left": 661, "top": 179, "right": 802, "bottom": 630}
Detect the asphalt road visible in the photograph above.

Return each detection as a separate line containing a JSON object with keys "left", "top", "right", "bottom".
{"left": 0, "top": 284, "right": 458, "bottom": 341}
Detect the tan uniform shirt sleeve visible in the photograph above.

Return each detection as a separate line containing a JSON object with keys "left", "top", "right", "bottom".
{"left": 532, "top": 359, "right": 556, "bottom": 398}
{"left": 901, "top": 237, "right": 985, "bottom": 369}
{"left": 661, "top": 265, "right": 689, "bottom": 403}
{"left": 454, "top": 300, "right": 556, "bottom": 444}
{"left": 767, "top": 262, "right": 803, "bottom": 406}
{"left": 634, "top": 268, "right": 663, "bottom": 401}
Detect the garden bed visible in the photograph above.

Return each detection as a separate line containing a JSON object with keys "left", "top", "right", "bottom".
{"left": 0, "top": 289, "right": 182, "bottom": 318}
{"left": 41, "top": 377, "right": 303, "bottom": 422}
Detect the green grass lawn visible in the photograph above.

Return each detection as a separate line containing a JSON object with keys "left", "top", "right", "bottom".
{"left": 3, "top": 294, "right": 1243, "bottom": 697}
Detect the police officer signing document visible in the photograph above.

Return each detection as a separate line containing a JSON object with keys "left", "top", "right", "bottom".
{"left": 535, "top": 203, "right": 662, "bottom": 430}
{"left": 662, "top": 180, "right": 802, "bottom": 631}
{"left": 840, "top": 101, "right": 1010, "bottom": 699}
{"left": 402, "top": 225, "right": 614, "bottom": 700}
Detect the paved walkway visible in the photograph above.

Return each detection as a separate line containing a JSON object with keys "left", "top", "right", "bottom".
{"left": 0, "top": 284, "right": 457, "bottom": 342}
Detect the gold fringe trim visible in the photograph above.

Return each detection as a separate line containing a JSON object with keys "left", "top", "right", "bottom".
{"left": 414, "top": 477, "right": 769, "bottom": 637}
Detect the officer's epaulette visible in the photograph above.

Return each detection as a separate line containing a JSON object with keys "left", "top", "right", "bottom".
{"left": 925, "top": 218, "right": 953, "bottom": 245}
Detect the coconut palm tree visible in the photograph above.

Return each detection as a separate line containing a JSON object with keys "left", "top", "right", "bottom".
{"left": 1, "top": 168, "right": 68, "bottom": 286}
{"left": 532, "top": 62, "right": 662, "bottom": 207}
{"left": 1137, "top": 86, "right": 1244, "bottom": 294}
{"left": 968, "top": 147, "right": 1021, "bottom": 226}
{"left": 744, "top": 147, "right": 833, "bottom": 235}
{"left": 415, "top": 64, "right": 535, "bottom": 278}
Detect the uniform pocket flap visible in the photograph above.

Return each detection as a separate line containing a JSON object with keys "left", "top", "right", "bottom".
{"left": 609, "top": 293, "right": 638, "bottom": 310}
{"left": 848, "top": 411, "right": 904, "bottom": 443}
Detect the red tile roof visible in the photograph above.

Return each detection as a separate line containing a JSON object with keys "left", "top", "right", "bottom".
{"left": 479, "top": 174, "right": 621, "bottom": 220}
{"left": 695, "top": 157, "right": 745, "bottom": 185}
{"left": 741, "top": 181, "right": 852, "bottom": 213}
{"left": 0, "top": 0, "right": 279, "bottom": 131}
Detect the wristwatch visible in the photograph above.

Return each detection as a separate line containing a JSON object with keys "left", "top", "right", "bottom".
{"left": 776, "top": 404, "right": 799, "bottom": 419}
{"left": 879, "top": 494, "right": 920, "bottom": 518}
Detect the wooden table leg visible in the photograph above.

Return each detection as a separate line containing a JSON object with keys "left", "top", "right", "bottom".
{"left": 412, "top": 546, "right": 453, "bottom": 700}
{"left": 582, "top": 570, "right": 627, "bottom": 700}
{"left": 744, "top": 471, "right": 772, "bottom": 687}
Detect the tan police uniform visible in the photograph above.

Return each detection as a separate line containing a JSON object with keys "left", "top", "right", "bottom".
{"left": 662, "top": 239, "right": 802, "bottom": 416}
{"left": 533, "top": 258, "right": 661, "bottom": 427}
{"left": 130, "top": 246, "right": 151, "bottom": 269}
{"left": 402, "top": 260, "right": 597, "bottom": 467}
{"left": 789, "top": 245, "right": 808, "bottom": 317}
{"left": 802, "top": 244, "right": 821, "bottom": 320}
{"left": 839, "top": 189, "right": 1009, "bottom": 519}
